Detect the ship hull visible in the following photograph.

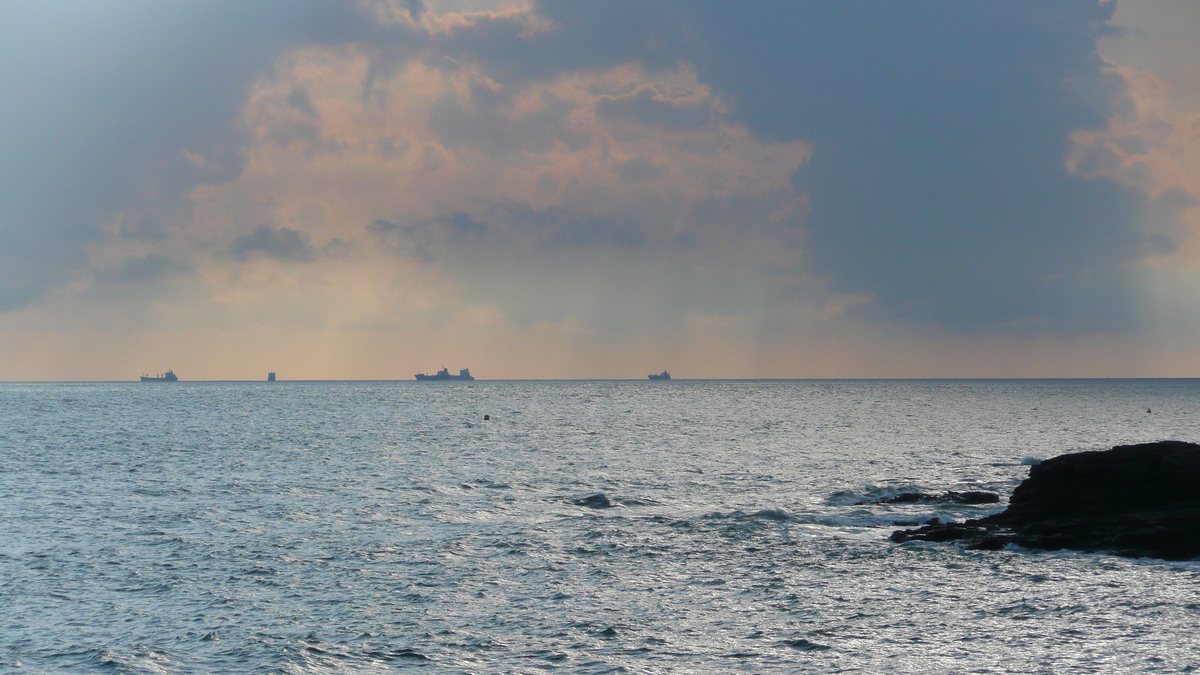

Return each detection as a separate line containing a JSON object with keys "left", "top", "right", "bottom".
{"left": 416, "top": 367, "right": 474, "bottom": 381}
{"left": 140, "top": 369, "right": 178, "bottom": 382}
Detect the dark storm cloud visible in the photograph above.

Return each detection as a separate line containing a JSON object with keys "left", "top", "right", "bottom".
{"left": 368, "top": 213, "right": 485, "bottom": 263}
{"left": 613, "top": 156, "right": 665, "bottom": 183}
{"left": 286, "top": 89, "right": 320, "bottom": 118}
{"left": 500, "top": 203, "right": 649, "bottom": 250}
{"left": 441, "top": 0, "right": 1151, "bottom": 332}
{"left": 97, "top": 254, "right": 191, "bottom": 285}
{"left": 228, "top": 226, "right": 315, "bottom": 263}
{"left": 370, "top": 202, "right": 649, "bottom": 261}
{"left": 678, "top": 1, "right": 1142, "bottom": 331}
{"left": 427, "top": 86, "right": 577, "bottom": 158}
{"left": 371, "top": 211, "right": 487, "bottom": 238}
{"left": 0, "top": 1, "right": 408, "bottom": 310}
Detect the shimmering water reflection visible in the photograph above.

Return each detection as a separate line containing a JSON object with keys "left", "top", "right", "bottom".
{"left": 2, "top": 380, "right": 1199, "bottom": 672}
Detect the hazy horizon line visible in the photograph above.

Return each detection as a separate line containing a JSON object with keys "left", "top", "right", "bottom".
{"left": 5, "top": 377, "right": 1200, "bottom": 384}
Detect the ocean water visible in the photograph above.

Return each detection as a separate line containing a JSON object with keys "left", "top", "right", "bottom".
{"left": 2, "top": 379, "right": 1199, "bottom": 674}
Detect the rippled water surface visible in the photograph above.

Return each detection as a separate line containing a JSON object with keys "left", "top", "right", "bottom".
{"left": 3, "top": 379, "right": 1200, "bottom": 673}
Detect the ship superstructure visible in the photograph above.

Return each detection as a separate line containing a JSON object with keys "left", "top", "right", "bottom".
{"left": 416, "top": 367, "right": 475, "bottom": 381}
{"left": 140, "top": 370, "right": 179, "bottom": 382}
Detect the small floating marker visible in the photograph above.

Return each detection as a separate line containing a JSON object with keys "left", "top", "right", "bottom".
{"left": 1147, "top": 407, "right": 1152, "bottom": 414}
{"left": 483, "top": 414, "right": 490, "bottom": 420}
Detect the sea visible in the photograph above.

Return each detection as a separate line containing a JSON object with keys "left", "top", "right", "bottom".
{"left": 2, "top": 379, "right": 1199, "bottom": 674}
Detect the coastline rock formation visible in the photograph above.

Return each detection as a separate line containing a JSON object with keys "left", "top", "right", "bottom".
{"left": 890, "top": 441, "right": 1200, "bottom": 560}
{"left": 855, "top": 490, "right": 999, "bottom": 506}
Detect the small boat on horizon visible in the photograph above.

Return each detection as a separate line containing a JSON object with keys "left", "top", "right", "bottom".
{"left": 416, "top": 367, "right": 475, "bottom": 381}
{"left": 648, "top": 371, "right": 671, "bottom": 380}
{"left": 141, "top": 370, "right": 178, "bottom": 382}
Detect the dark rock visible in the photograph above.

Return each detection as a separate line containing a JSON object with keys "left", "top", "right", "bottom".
{"left": 574, "top": 493, "right": 615, "bottom": 509}
{"left": 894, "top": 521, "right": 991, "bottom": 543}
{"left": 779, "top": 638, "right": 831, "bottom": 651}
{"left": 856, "top": 490, "right": 999, "bottom": 505}
{"left": 891, "top": 441, "right": 1200, "bottom": 560}
{"left": 951, "top": 491, "right": 1002, "bottom": 505}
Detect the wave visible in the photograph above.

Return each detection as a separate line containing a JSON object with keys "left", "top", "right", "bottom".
{"left": 826, "top": 485, "right": 926, "bottom": 506}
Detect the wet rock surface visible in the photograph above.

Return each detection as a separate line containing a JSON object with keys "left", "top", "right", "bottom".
{"left": 573, "top": 493, "right": 616, "bottom": 508}
{"left": 855, "top": 490, "right": 999, "bottom": 506}
{"left": 891, "top": 441, "right": 1200, "bottom": 560}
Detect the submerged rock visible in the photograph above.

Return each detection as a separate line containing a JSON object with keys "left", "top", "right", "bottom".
{"left": 779, "top": 638, "right": 831, "bottom": 651}
{"left": 891, "top": 441, "right": 1200, "bottom": 560}
{"left": 574, "top": 493, "right": 616, "bottom": 509}
{"left": 855, "top": 490, "right": 999, "bottom": 506}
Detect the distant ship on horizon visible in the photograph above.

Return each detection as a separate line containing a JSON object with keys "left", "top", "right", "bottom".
{"left": 140, "top": 370, "right": 178, "bottom": 382}
{"left": 416, "top": 367, "right": 475, "bottom": 381}
{"left": 648, "top": 371, "right": 671, "bottom": 380}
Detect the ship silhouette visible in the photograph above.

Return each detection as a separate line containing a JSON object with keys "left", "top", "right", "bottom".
{"left": 140, "top": 370, "right": 178, "bottom": 382}
{"left": 415, "top": 367, "right": 474, "bottom": 381}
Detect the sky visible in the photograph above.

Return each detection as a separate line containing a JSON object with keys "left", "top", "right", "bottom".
{"left": 2, "top": 0, "right": 1200, "bottom": 380}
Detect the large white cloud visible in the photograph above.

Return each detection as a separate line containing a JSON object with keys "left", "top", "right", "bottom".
{"left": 108, "top": 44, "right": 814, "bottom": 336}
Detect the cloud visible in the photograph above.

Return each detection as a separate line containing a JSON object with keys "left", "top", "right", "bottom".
{"left": 228, "top": 226, "right": 316, "bottom": 262}
{"left": 479, "top": 1, "right": 1153, "bottom": 332}
{"left": 0, "top": 1, "right": 392, "bottom": 311}
{"left": 7, "top": 0, "right": 1200, "bottom": 380}
{"left": 1069, "top": 66, "right": 1200, "bottom": 259}
{"left": 373, "top": 203, "right": 648, "bottom": 252}
{"left": 96, "top": 254, "right": 192, "bottom": 285}
{"left": 163, "top": 44, "right": 807, "bottom": 337}
{"left": 613, "top": 156, "right": 664, "bottom": 183}
{"left": 594, "top": 86, "right": 715, "bottom": 130}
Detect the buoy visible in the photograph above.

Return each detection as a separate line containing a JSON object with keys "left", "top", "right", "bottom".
{"left": 483, "top": 414, "right": 490, "bottom": 420}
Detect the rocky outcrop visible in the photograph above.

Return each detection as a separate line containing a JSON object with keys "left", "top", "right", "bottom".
{"left": 574, "top": 493, "right": 616, "bottom": 508}
{"left": 855, "top": 490, "right": 999, "bottom": 506}
{"left": 890, "top": 441, "right": 1200, "bottom": 560}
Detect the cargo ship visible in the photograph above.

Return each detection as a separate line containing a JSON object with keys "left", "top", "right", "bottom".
{"left": 648, "top": 371, "right": 671, "bottom": 380}
{"left": 140, "top": 370, "right": 178, "bottom": 382}
{"left": 415, "top": 367, "right": 474, "bottom": 381}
